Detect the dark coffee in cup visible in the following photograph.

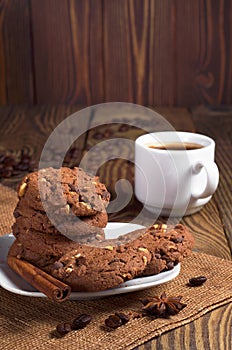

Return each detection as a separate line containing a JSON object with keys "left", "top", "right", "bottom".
{"left": 148, "top": 142, "right": 203, "bottom": 151}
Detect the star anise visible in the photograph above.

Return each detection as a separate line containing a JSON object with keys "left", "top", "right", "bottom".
{"left": 141, "top": 292, "right": 187, "bottom": 317}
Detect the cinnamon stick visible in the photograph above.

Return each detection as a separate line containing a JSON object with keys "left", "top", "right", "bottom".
{"left": 7, "top": 256, "right": 71, "bottom": 302}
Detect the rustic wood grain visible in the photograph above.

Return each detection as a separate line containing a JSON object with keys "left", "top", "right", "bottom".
{"left": 0, "top": 105, "right": 91, "bottom": 188}
{"left": 30, "top": 0, "right": 75, "bottom": 103}
{"left": 196, "top": 0, "right": 232, "bottom": 105}
{"left": 103, "top": 0, "right": 232, "bottom": 106}
{"left": 1, "top": 0, "right": 232, "bottom": 105}
{"left": 103, "top": 0, "right": 132, "bottom": 102}
{"left": 192, "top": 105, "right": 232, "bottom": 254}
{"left": 175, "top": 0, "right": 200, "bottom": 105}
{"left": 0, "top": 2, "right": 7, "bottom": 103}
{"left": 182, "top": 199, "right": 231, "bottom": 259}
{"left": 147, "top": 0, "right": 176, "bottom": 106}
{"left": 68, "top": 0, "right": 104, "bottom": 104}
{"left": 0, "top": 105, "right": 88, "bottom": 152}
{"left": 153, "top": 107, "right": 195, "bottom": 132}
{"left": 103, "top": 0, "right": 151, "bottom": 104}
{"left": 30, "top": 0, "right": 103, "bottom": 104}
{"left": 0, "top": 0, "right": 33, "bottom": 103}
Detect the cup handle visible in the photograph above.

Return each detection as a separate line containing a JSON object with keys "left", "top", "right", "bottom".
{"left": 191, "top": 161, "right": 219, "bottom": 199}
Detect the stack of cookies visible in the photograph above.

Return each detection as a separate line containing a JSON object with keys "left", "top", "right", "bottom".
{"left": 8, "top": 167, "right": 194, "bottom": 293}
{"left": 12, "top": 167, "right": 111, "bottom": 244}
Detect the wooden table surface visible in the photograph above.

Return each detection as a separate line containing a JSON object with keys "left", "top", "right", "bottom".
{"left": 0, "top": 105, "right": 231, "bottom": 349}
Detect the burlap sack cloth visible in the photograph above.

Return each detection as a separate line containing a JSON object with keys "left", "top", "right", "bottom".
{"left": 0, "top": 184, "right": 232, "bottom": 350}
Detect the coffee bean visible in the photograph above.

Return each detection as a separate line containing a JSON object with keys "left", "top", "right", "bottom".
{"left": 188, "top": 276, "right": 207, "bottom": 286}
{"left": 12, "top": 170, "right": 22, "bottom": 176}
{"left": 118, "top": 124, "right": 130, "bottom": 132}
{"left": 28, "top": 160, "right": 37, "bottom": 168}
{"left": 15, "top": 163, "right": 29, "bottom": 171}
{"left": 93, "top": 132, "right": 104, "bottom": 140}
{"left": 115, "top": 312, "right": 130, "bottom": 325}
{"left": 71, "top": 314, "right": 92, "bottom": 330}
{"left": 20, "top": 155, "right": 31, "bottom": 164}
{"left": 4, "top": 165, "right": 14, "bottom": 172}
{"left": 105, "top": 314, "right": 122, "bottom": 329}
{"left": 3, "top": 156, "right": 16, "bottom": 167}
{"left": 56, "top": 323, "right": 71, "bottom": 336}
{"left": 0, "top": 149, "right": 38, "bottom": 178}
{"left": 0, "top": 169, "right": 12, "bottom": 178}
{"left": 0, "top": 153, "right": 5, "bottom": 162}
{"left": 103, "top": 129, "right": 112, "bottom": 138}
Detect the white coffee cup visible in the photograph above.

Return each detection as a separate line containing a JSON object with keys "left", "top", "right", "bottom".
{"left": 135, "top": 131, "right": 219, "bottom": 217}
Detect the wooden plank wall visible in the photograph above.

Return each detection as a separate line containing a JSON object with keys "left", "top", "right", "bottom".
{"left": 0, "top": 0, "right": 231, "bottom": 106}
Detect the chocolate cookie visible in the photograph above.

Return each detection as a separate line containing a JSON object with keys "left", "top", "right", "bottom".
{"left": 16, "top": 167, "right": 110, "bottom": 217}
{"left": 13, "top": 208, "right": 107, "bottom": 241}
{"left": 13, "top": 219, "right": 105, "bottom": 252}
{"left": 9, "top": 231, "right": 84, "bottom": 267}
{"left": 8, "top": 239, "right": 151, "bottom": 292}
{"left": 114, "top": 223, "right": 194, "bottom": 275}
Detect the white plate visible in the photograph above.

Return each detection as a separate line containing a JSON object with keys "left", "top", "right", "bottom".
{"left": 0, "top": 223, "right": 180, "bottom": 300}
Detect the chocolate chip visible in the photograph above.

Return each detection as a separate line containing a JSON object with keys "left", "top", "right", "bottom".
{"left": 56, "top": 323, "right": 71, "bottom": 336}
{"left": 105, "top": 314, "right": 122, "bottom": 329}
{"left": 102, "top": 190, "right": 110, "bottom": 200}
{"left": 13, "top": 211, "right": 21, "bottom": 218}
{"left": 118, "top": 124, "right": 130, "bottom": 132}
{"left": 75, "top": 256, "right": 86, "bottom": 266}
{"left": 108, "top": 258, "right": 120, "bottom": 265}
{"left": 171, "top": 236, "right": 184, "bottom": 243}
{"left": 166, "top": 261, "right": 174, "bottom": 270}
{"left": 81, "top": 188, "right": 88, "bottom": 193}
{"left": 160, "top": 248, "right": 166, "bottom": 256}
{"left": 71, "top": 314, "right": 92, "bottom": 330}
{"left": 188, "top": 276, "right": 207, "bottom": 286}
{"left": 69, "top": 183, "right": 78, "bottom": 192}
{"left": 52, "top": 261, "right": 64, "bottom": 270}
